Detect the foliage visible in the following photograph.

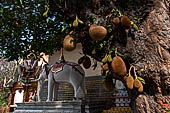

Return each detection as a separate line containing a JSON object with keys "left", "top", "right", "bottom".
{"left": 0, "top": 0, "right": 66, "bottom": 61}
{"left": 0, "top": 0, "right": 148, "bottom": 63}
{"left": 0, "top": 0, "right": 127, "bottom": 61}
{"left": 0, "top": 90, "right": 7, "bottom": 107}
{"left": 0, "top": 77, "right": 8, "bottom": 107}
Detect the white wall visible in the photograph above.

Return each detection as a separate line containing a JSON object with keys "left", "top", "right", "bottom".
{"left": 49, "top": 44, "right": 101, "bottom": 76}
{"left": 14, "top": 90, "right": 24, "bottom": 104}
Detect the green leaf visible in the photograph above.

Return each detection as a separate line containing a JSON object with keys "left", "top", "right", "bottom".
{"left": 109, "top": 50, "right": 113, "bottom": 54}
{"left": 92, "top": 48, "right": 96, "bottom": 55}
{"left": 0, "top": 8, "right": 3, "bottom": 13}
{"left": 20, "top": 0, "right": 23, "bottom": 4}
{"left": 89, "top": 16, "right": 96, "bottom": 24}
{"left": 43, "top": 7, "right": 49, "bottom": 17}
{"left": 108, "top": 28, "right": 112, "bottom": 33}
{"left": 134, "top": 17, "right": 142, "bottom": 21}
{"left": 111, "top": 48, "right": 115, "bottom": 51}
{"left": 140, "top": 80, "right": 145, "bottom": 84}
{"left": 131, "top": 21, "right": 138, "bottom": 31}
{"left": 59, "top": 0, "right": 62, "bottom": 4}
{"left": 90, "top": 40, "right": 95, "bottom": 44}
{"left": 61, "top": 26, "right": 67, "bottom": 32}
{"left": 107, "top": 25, "right": 111, "bottom": 28}
{"left": 69, "top": 23, "right": 72, "bottom": 27}
{"left": 128, "top": 71, "right": 132, "bottom": 77}
{"left": 110, "top": 48, "right": 124, "bottom": 57}
{"left": 111, "top": 9, "right": 115, "bottom": 13}
{"left": 103, "top": 41, "right": 107, "bottom": 45}
{"left": 56, "top": 4, "right": 62, "bottom": 8}
{"left": 78, "top": 18, "right": 84, "bottom": 24}
{"left": 76, "top": 15, "right": 78, "bottom": 21}
{"left": 137, "top": 77, "right": 145, "bottom": 84}
{"left": 17, "top": 6, "right": 21, "bottom": 8}
{"left": 117, "top": 52, "right": 124, "bottom": 57}
{"left": 100, "top": 43, "right": 103, "bottom": 48}
{"left": 140, "top": 69, "right": 144, "bottom": 72}
{"left": 133, "top": 23, "right": 138, "bottom": 31}
{"left": 116, "top": 9, "right": 123, "bottom": 17}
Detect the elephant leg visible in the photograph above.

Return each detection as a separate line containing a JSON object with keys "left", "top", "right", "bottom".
{"left": 71, "top": 77, "right": 85, "bottom": 100}
{"left": 75, "top": 80, "right": 85, "bottom": 99}
{"left": 76, "top": 86, "right": 85, "bottom": 99}
{"left": 37, "top": 80, "right": 43, "bottom": 102}
{"left": 71, "top": 77, "right": 84, "bottom": 100}
{"left": 47, "top": 75, "right": 54, "bottom": 102}
{"left": 73, "top": 82, "right": 84, "bottom": 100}
{"left": 80, "top": 79, "right": 86, "bottom": 99}
{"left": 73, "top": 85, "right": 79, "bottom": 100}
{"left": 53, "top": 83, "right": 59, "bottom": 101}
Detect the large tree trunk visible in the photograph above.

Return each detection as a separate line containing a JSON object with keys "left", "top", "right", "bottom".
{"left": 131, "top": 1, "right": 170, "bottom": 112}
{"left": 54, "top": 0, "right": 170, "bottom": 112}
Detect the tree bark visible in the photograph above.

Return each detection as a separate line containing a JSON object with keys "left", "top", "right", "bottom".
{"left": 131, "top": 1, "right": 170, "bottom": 112}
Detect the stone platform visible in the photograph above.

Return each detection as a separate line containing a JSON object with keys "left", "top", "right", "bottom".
{"left": 14, "top": 100, "right": 89, "bottom": 113}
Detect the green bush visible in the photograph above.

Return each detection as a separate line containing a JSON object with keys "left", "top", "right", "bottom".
{"left": 0, "top": 91, "right": 7, "bottom": 107}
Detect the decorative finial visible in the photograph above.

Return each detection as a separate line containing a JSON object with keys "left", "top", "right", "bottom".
{"left": 59, "top": 48, "right": 65, "bottom": 62}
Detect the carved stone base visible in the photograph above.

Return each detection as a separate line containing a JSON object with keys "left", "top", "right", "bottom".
{"left": 14, "top": 100, "right": 89, "bottom": 113}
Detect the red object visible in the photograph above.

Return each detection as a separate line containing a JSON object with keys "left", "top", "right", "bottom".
{"left": 157, "top": 98, "right": 170, "bottom": 111}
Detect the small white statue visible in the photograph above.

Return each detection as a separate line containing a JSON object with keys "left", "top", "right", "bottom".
{"left": 37, "top": 61, "right": 86, "bottom": 102}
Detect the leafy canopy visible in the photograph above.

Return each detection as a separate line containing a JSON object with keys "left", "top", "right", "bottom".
{"left": 0, "top": 0, "right": 68, "bottom": 61}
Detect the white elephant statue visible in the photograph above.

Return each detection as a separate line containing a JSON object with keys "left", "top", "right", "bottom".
{"left": 37, "top": 62, "right": 86, "bottom": 102}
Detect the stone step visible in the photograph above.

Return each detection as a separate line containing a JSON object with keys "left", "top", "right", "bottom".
{"left": 14, "top": 101, "right": 89, "bottom": 113}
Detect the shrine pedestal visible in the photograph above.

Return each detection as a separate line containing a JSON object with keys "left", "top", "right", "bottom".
{"left": 14, "top": 100, "right": 89, "bottom": 113}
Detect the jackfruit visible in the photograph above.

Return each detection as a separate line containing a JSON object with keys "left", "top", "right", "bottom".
{"left": 138, "top": 85, "right": 143, "bottom": 92}
{"left": 113, "top": 17, "right": 120, "bottom": 24}
{"left": 73, "top": 19, "right": 78, "bottom": 27}
{"left": 102, "top": 63, "right": 109, "bottom": 71}
{"left": 111, "top": 56, "right": 127, "bottom": 76}
{"left": 134, "top": 78, "right": 143, "bottom": 88}
{"left": 121, "top": 15, "right": 131, "bottom": 29}
{"left": 63, "top": 35, "right": 76, "bottom": 51}
{"left": 126, "top": 75, "right": 134, "bottom": 89}
{"left": 89, "top": 24, "right": 107, "bottom": 41}
{"left": 73, "top": 15, "right": 78, "bottom": 27}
